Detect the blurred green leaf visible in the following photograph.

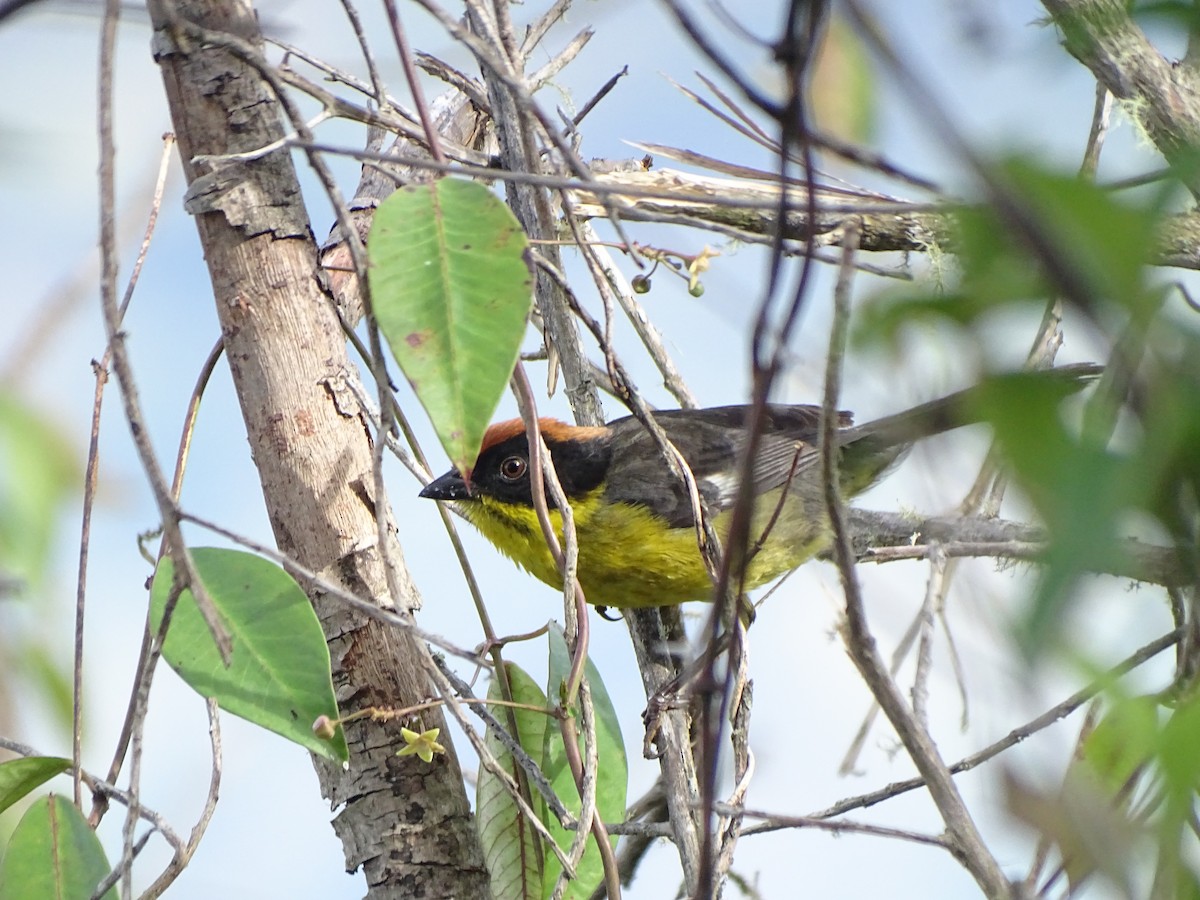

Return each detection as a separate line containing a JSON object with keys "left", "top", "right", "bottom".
{"left": 1082, "top": 694, "right": 1159, "bottom": 793}
{"left": 17, "top": 642, "right": 74, "bottom": 732}
{"left": 854, "top": 154, "right": 1197, "bottom": 663}
{"left": 0, "top": 794, "right": 115, "bottom": 899}
{"left": 1006, "top": 766, "right": 1141, "bottom": 894}
{"left": 368, "top": 177, "right": 533, "bottom": 477}
{"left": 857, "top": 156, "right": 1164, "bottom": 349}
{"left": 0, "top": 391, "right": 78, "bottom": 587}
{"left": 150, "top": 548, "right": 347, "bottom": 762}
{"left": 972, "top": 371, "right": 1131, "bottom": 649}
{"left": 543, "top": 623, "right": 626, "bottom": 900}
{"left": 994, "top": 158, "right": 1161, "bottom": 314}
{"left": 476, "top": 662, "right": 548, "bottom": 900}
{"left": 1159, "top": 691, "right": 1200, "bottom": 806}
{"left": 812, "top": 15, "right": 875, "bottom": 143}
{"left": 1024, "top": 683, "right": 1200, "bottom": 896}
{"left": 0, "top": 758, "right": 70, "bottom": 816}
{"left": 1125, "top": 355, "right": 1200, "bottom": 540}
{"left": 978, "top": 371, "right": 1127, "bottom": 530}
{"left": 996, "top": 349, "right": 1200, "bottom": 651}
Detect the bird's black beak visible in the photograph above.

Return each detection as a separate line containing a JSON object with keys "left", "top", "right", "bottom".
{"left": 419, "top": 469, "right": 473, "bottom": 501}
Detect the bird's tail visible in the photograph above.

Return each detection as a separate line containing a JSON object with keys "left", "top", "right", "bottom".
{"left": 838, "top": 363, "right": 1103, "bottom": 494}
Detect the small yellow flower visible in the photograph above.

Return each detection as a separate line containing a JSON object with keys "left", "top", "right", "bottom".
{"left": 397, "top": 726, "right": 445, "bottom": 763}
{"left": 687, "top": 245, "right": 719, "bottom": 294}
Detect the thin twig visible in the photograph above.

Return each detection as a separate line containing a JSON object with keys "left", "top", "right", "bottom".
{"left": 728, "top": 804, "right": 950, "bottom": 848}
{"left": 177, "top": 511, "right": 484, "bottom": 663}
{"left": 508, "top": 367, "right": 621, "bottom": 900}
{"left": 336, "top": 0, "right": 389, "bottom": 109}
{"left": 0, "top": 738, "right": 183, "bottom": 852}
{"left": 382, "top": 0, "right": 446, "bottom": 165}
{"left": 73, "top": 132, "right": 174, "bottom": 809}
{"left": 811, "top": 628, "right": 1181, "bottom": 820}
{"left": 911, "top": 546, "right": 947, "bottom": 728}
{"left": 529, "top": 28, "right": 594, "bottom": 98}
{"left": 570, "top": 64, "right": 626, "bottom": 129}
{"left": 435, "top": 657, "right": 573, "bottom": 826}
{"left": 659, "top": 0, "right": 779, "bottom": 114}
{"left": 136, "top": 698, "right": 222, "bottom": 900}
{"left": 821, "top": 222, "right": 1010, "bottom": 896}
{"left": 578, "top": 223, "right": 697, "bottom": 408}
{"left": 520, "top": 0, "right": 573, "bottom": 56}
{"left": 90, "top": 337, "right": 223, "bottom": 830}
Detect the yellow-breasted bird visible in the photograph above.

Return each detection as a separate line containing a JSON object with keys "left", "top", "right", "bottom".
{"left": 419, "top": 368, "right": 1097, "bottom": 609}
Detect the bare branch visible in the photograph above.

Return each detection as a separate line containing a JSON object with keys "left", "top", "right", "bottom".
{"left": 1042, "top": 0, "right": 1200, "bottom": 194}
{"left": 847, "top": 509, "right": 1188, "bottom": 588}
{"left": 822, "top": 225, "right": 1012, "bottom": 897}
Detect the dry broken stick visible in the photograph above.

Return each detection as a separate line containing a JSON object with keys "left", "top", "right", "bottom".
{"left": 567, "top": 159, "right": 1200, "bottom": 271}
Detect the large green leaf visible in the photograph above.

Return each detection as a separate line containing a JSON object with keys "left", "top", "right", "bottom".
{"left": 0, "top": 757, "right": 70, "bottom": 816}
{"left": 368, "top": 177, "right": 533, "bottom": 475}
{"left": 0, "top": 794, "right": 115, "bottom": 900}
{"left": 476, "top": 662, "right": 549, "bottom": 900}
{"left": 150, "top": 548, "right": 347, "bottom": 762}
{"left": 542, "top": 623, "right": 626, "bottom": 900}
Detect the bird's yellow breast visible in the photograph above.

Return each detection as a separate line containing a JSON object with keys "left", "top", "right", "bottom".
{"left": 463, "top": 488, "right": 830, "bottom": 608}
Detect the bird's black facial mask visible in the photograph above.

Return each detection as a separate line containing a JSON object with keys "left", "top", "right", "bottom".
{"left": 420, "top": 432, "right": 612, "bottom": 508}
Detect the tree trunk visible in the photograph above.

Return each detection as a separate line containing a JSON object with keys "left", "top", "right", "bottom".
{"left": 146, "top": 1, "right": 488, "bottom": 895}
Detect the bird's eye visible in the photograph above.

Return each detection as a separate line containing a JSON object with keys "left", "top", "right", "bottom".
{"left": 498, "top": 455, "right": 528, "bottom": 482}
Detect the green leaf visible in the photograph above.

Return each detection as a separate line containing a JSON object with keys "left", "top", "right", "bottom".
{"left": 1005, "top": 767, "right": 1140, "bottom": 895}
{"left": 987, "top": 157, "right": 1161, "bottom": 314}
{"left": 978, "top": 372, "right": 1127, "bottom": 527}
{"left": 368, "top": 177, "right": 533, "bottom": 475}
{"left": 856, "top": 156, "right": 1164, "bottom": 352}
{"left": 0, "top": 757, "right": 70, "bottom": 816}
{"left": 150, "top": 548, "right": 347, "bottom": 762}
{"left": 18, "top": 642, "right": 75, "bottom": 732}
{"left": 812, "top": 15, "right": 875, "bottom": 143}
{"left": 0, "top": 794, "right": 115, "bottom": 900}
{"left": 542, "top": 623, "right": 626, "bottom": 900}
{"left": 0, "top": 391, "right": 78, "bottom": 587}
{"left": 973, "top": 371, "right": 1130, "bottom": 652}
{"left": 477, "top": 662, "right": 549, "bottom": 900}
{"left": 1148, "top": 693, "right": 1200, "bottom": 893}
{"left": 1082, "top": 694, "right": 1159, "bottom": 793}
{"left": 1159, "top": 691, "right": 1200, "bottom": 803}
{"left": 1126, "top": 355, "right": 1200, "bottom": 541}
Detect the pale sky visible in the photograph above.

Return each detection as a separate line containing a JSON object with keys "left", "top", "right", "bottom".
{"left": 0, "top": 2, "right": 1181, "bottom": 897}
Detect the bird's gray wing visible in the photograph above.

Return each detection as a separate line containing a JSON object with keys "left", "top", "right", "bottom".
{"left": 601, "top": 405, "right": 847, "bottom": 527}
